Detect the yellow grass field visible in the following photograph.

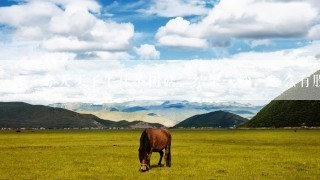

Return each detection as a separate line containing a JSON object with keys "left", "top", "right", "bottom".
{"left": 0, "top": 129, "right": 319, "bottom": 179}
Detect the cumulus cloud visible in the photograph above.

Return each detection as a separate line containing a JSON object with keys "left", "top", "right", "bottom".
{"left": 0, "top": 0, "right": 134, "bottom": 59}
{"left": 134, "top": 44, "right": 160, "bottom": 60}
{"left": 0, "top": 1, "right": 62, "bottom": 28}
{"left": 94, "top": 52, "right": 132, "bottom": 60}
{"left": 308, "top": 25, "right": 320, "bottom": 40}
{"left": 249, "top": 39, "right": 273, "bottom": 48}
{"left": 0, "top": 41, "right": 76, "bottom": 60}
{"left": 156, "top": 0, "right": 320, "bottom": 49}
{"left": 156, "top": 17, "right": 208, "bottom": 49}
{"left": 1, "top": 42, "right": 320, "bottom": 104}
{"left": 139, "top": 0, "right": 209, "bottom": 17}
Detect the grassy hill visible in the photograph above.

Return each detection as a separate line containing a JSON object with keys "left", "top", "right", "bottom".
{"left": 0, "top": 102, "right": 106, "bottom": 129}
{"left": 243, "top": 100, "right": 320, "bottom": 127}
{"left": 243, "top": 69, "right": 320, "bottom": 128}
{"left": 174, "top": 110, "right": 248, "bottom": 128}
{"left": 0, "top": 102, "right": 166, "bottom": 129}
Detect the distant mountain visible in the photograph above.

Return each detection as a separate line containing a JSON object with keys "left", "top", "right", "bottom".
{"left": 0, "top": 102, "right": 166, "bottom": 129}
{"left": 227, "top": 110, "right": 254, "bottom": 114}
{"left": 174, "top": 110, "right": 248, "bottom": 128}
{"left": 77, "top": 109, "right": 174, "bottom": 127}
{"left": 163, "top": 104, "right": 185, "bottom": 109}
{"left": 95, "top": 119, "right": 165, "bottom": 129}
{"left": 49, "top": 100, "right": 262, "bottom": 126}
{"left": 0, "top": 102, "right": 104, "bottom": 129}
{"left": 129, "top": 121, "right": 164, "bottom": 129}
{"left": 147, "top": 113, "right": 158, "bottom": 116}
{"left": 244, "top": 70, "right": 320, "bottom": 127}
{"left": 122, "top": 106, "right": 148, "bottom": 112}
{"left": 109, "top": 107, "right": 119, "bottom": 112}
{"left": 49, "top": 103, "right": 105, "bottom": 111}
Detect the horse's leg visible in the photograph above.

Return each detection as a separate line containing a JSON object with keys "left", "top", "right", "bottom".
{"left": 164, "top": 144, "right": 171, "bottom": 167}
{"left": 147, "top": 148, "right": 153, "bottom": 169}
{"left": 158, "top": 150, "right": 164, "bottom": 166}
{"left": 164, "top": 146, "right": 169, "bottom": 167}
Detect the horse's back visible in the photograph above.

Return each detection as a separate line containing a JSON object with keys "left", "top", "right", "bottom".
{"left": 144, "top": 128, "right": 171, "bottom": 151}
{"left": 146, "top": 128, "right": 171, "bottom": 139}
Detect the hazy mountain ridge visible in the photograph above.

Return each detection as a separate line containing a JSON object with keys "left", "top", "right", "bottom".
{"left": 0, "top": 102, "right": 166, "bottom": 129}
{"left": 95, "top": 119, "right": 165, "bottom": 129}
{"left": 49, "top": 100, "right": 260, "bottom": 112}
{"left": 49, "top": 100, "right": 262, "bottom": 126}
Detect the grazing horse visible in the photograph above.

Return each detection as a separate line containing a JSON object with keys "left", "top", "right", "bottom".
{"left": 138, "top": 128, "right": 171, "bottom": 172}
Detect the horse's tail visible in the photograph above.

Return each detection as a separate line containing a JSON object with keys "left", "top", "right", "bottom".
{"left": 167, "top": 144, "right": 171, "bottom": 167}
{"left": 166, "top": 133, "right": 172, "bottom": 167}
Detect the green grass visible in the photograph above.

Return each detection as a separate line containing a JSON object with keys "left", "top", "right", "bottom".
{"left": 0, "top": 129, "right": 319, "bottom": 179}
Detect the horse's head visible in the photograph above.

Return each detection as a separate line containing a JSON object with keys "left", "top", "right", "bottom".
{"left": 138, "top": 148, "right": 150, "bottom": 172}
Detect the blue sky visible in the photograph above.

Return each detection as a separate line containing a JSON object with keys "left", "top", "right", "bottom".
{"left": 0, "top": 0, "right": 320, "bottom": 104}
{"left": 103, "top": 0, "right": 311, "bottom": 60}
{"left": 0, "top": 0, "right": 319, "bottom": 60}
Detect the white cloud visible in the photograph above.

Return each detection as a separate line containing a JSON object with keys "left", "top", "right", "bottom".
{"left": 15, "top": 26, "right": 44, "bottom": 40}
{"left": 51, "top": 0, "right": 101, "bottom": 13}
{"left": 0, "top": 41, "right": 76, "bottom": 60}
{"left": 0, "top": 0, "right": 134, "bottom": 58}
{"left": 0, "top": 1, "right": 62, "bottom": 28}
{"left": 48, "top": 5, "right": 97, "bottom": 35}
{"left": 157, "top": 35, "right": 208, "bottom": 49}
{"left": 95, "top": 52, "right": 132, "bottom": 60}
{"left": 308, "top": 25, "right": 320, "bottom": 40}
{"left": 156, "top": 0, "right": 319, "bottom": 48}
{"left": 201, "top": 0, "right": 317, "bottom": 38}
{"left": 139, "top": 0, "right": 209, "bottom": 17}
{"left": 134, "top": 44, "right": 160, "bottom": 60}
{"left": 1, "top": 42, "right": 320, "bottom": 104}
{"left": 250, "top": 39, "right": 273, "bottom": 48}
{"left": 156, "top": 17, "right": 208, "bottom": 49}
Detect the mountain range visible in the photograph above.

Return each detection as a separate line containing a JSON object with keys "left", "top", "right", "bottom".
{"left": 4, "top": 67, "right": 320, "bottom": 130}
{"left": 0, "top": 102, "right": 166, "bottom": 129}
{"left": 49, "top": 100, "right": 262, "bottom": 127}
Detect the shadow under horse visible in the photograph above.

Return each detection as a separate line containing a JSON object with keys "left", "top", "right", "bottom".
{"left": 138, "top": 128, "right": 171, "bottom": 172}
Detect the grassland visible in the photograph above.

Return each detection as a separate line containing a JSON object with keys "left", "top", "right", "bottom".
{"left": 0, "top": 129, "right": 319, "bottom": 179}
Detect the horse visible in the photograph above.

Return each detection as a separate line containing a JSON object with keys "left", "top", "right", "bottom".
{"left": 138, "top": 128, "right": 171, "bottom": 172}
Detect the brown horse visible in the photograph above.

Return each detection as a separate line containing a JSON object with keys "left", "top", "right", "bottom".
{"left": 138, "top": 128, "right": 171, "bottom": 172}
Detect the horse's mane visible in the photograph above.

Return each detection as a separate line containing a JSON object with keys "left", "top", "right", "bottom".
{"left": 140, "top": 129, "right": 151, "bottom": 153}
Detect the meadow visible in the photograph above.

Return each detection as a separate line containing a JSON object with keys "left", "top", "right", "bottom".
{"left": 0, "top": 129, "right": 319, "bottom": 179}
